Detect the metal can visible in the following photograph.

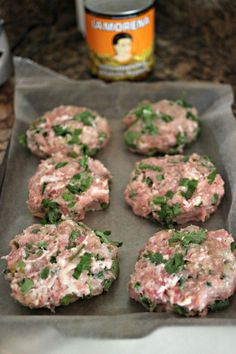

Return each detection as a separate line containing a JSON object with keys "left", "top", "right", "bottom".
{"left": 85, "top": 0, "right": 155, "bottom": 81}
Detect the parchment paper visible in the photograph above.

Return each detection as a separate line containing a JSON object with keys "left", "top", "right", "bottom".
{"left": 0, "top": 57, "right": 236, "bottom": 338}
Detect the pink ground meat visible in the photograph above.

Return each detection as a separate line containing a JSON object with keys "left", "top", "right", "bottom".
{"left": 129, "top": 225, "right": 236, "bottom": 316}
{"left": 124, "top": 153, "right": 224, "bottom": 226}
{"left": 26, "top": 105, "right": 110, "bottom": 158}
{"left": 28, "top": 152, "right": 111, "bottom": 222}
{"left": 123, "top": 99, "right": 200, "bottom": 155}
{"left": 2, "top": 220, "right": 121, "bottom": 309}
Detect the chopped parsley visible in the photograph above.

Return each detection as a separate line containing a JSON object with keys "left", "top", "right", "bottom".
{"left": 31, "top": 228, "right": 40, "bottom": 234}
{"left": 144, "top": 252, "right": 165, "bottom": 265}
{"left": 73, "top": 111, "right": 95, "bottom": 126}
{"left": 79, "top": 155, "right": 89, "bottom": 169}
{"left": 41, "top": 199, "right": 61, "bottom": 224}
{"left": 208, "top": 299, "right": 230, "bottom": 312}
{"left": 129, "top": 190, "right": 137, "bottom": 199}
{"left": 98, "top": 132, "right": 107, "bottom": 145}
{"left": 186, "top": 111, "right": 199, "bottom": 122}
{"left": 68, "top": 128, "right": 82, "bottom": 145}
{"left": 66, "top": 172, "right": 93, "bottom": 194}
{"left": 165, "top": 253, "right": 184, "bottom": 274}
{"left": 55, "top": 161, "right": 68, "bottom": 169}
{"left": 169, "top": 228, "right": 207, "bottom": 247}
{"left": 94, "top": 230, "right": 123, "bottom": 247}
{"left": 207, "top": 169, "right": 217, "bottom": 184}
{"left": 179, "top": 178, "right": 198, "bottom": 200}
{"left": 124, "top": 131, "right": 141, "bottom": 148}
{"left": 135, "top": 104, "right": 155, "bottom": 119}
{"left": 40, "top": 267, "right": 49, "bottom": 279}
{"left": 41, "top": 182, "right": 47, "bottom": 194}
{"left": 134, "top": 282, "right": 141, "bottom": 291}
{"left": 230, "top": 242, "right": 236, "bottom": 251}
{"left": 211, "top": 193, "right": 219, "bottom": 205}
{"left": 138, "top": 162, "right": 162, "bottom": 172}
{"left": 143, "top": 177, "right": 153, "bottom": 187}
{"left": 72, "top": 252, "right": 92, "bottom": 279}
{"left": 139, "top": 296, "right": 155, "bottom": 311}
{"left": 67, "top": 230, "right": 81, "bottom": 249}
{"left": 19, "top": 278, "right": 34, "bottom": 294}
{"left": 104, "top": 279, "right": 113, "bottom": 291}
{"left": 17, "top": 260, "right": 26, "bottom": 272}
{"left": 60, "top": 294, "right": 72, "bottom": 306}
{"left": 160, "top": 113, "right": 174, "bottom": 122}
{"left": 158, "top": 203, "right": 181, "bottom": 225}
{"left": 156, "top": 174, "right": 164, "bottom": 181}
{"left": 173, "top": 305, "right": 188, "bottom": 315}
{"left": 53, "top": 125, "right": 70, "bottom": 137}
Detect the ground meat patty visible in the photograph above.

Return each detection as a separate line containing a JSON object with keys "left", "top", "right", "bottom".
{"left": 124, "top": 153, "right": 224, "bottom": 226}
{"left": 129, "top": 225, "right": 236, "bottom": 316}
{"left": 26, "top": 105, "right": 110, "bottom": 158}
{"left": 2, "top": 220, "right": 121, "bottom": 309}
{"left": 123, "top": 99, "right": 200, "bottom": 155}
{"left": 28, "top": 153, "right": 111, "bottom": 222}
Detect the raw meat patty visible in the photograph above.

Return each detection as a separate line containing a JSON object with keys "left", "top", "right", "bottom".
{"left": 28, "top": 153, "right": 111, "bottom": 222}
{"left": 129, "top": 225, "right": 236, "bottom": 316}
{"left": 25, "top": 105, "right": 110, "bottom": 158}
{"left": 123, "top": 99, "right": 200, "bottom": 155}
{"left": 124, "top": 153, "right": 224, "bottom": 226}
{"left": 2, "top": 220, "right": 121, "bottom": 309}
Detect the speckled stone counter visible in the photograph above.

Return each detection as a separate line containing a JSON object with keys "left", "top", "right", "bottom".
{"left": 0, "top": 0, "right": 235, "bottom": 163}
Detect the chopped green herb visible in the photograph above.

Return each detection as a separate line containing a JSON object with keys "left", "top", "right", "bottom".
{"left": 160, "top": 113, "right": 174, "bottom": 122}
{"left": 94, "top": 230, "right": 123, "bottom": 247}
{"left": 156, "top": 174, "right": 164, "bottom": 181}
{"left": 153, "top": 195, "right": 166, "bottom": 204}
{"left": 178, "top": 277, "right": 186, "bottom": 288}
{"left": 40, "top": 267, "right": 49, "bottom": 279}
{"left": 100, "top": 202, "right": 109, "bottom": 209}
{"left": 165, "top": 190, "right": 174, "bottom": 199}
{"left": 144, "top": 252, "right": 165, "bottom": 265}
{"left": 124, "top": 131, "right": 141, "bottom": 148}
{"left": 31, "top": 228, "right": 40, "bottom": 234}
{"left": 134, "top": 282, "right": 141, "bottom": 291}
{"left": 179, "top": 178, "right": 198, "bottom": 200}
{"left": 142, "top": 122, "right": 158, "bottom": 135}
{"left": 175, "top": 99, "right": 193, "bottom": 108}
{"left": 129, "top": 190, "right": 137, "bottom": 199}
{"left": 230, "top": 242, "right": 236, "bottom": 251}
{"left": 207, "top": 169, "right": 217, "bottom": 184}
{"left": 79, "top": 155, "right": 89, "bottom": 169}
{"left": 60, "top": 294, "right": 72, "bottom": 306}
{"left": 165, "top": 253, "right": 184, "bottom": 274}
{"left": 173, "top": 304, "right": 188, "bottom": 315}
{"left": 67, "top": 230, "right": 81, "bottom": 249}
{"left": 211, "top": 193, "right": 219, "bottom": 205}
{"left": 18, "top": 133, "right": 27, "bottom": 146}
{"left": 19, "top": 278, "right": 34, "bottom": 294}
{"left": 143, "top": 177, "right": 153, "bottom": 187}
{"left": 186, "top": 111, "right": 199, "bottom": 122}
{"left": 68, "top": 151, "right": 79, "bottom": 159}
{"left": 67, "top": 172, "right": 93, "bottom": 194}
{"left": 41, "top": 199, "right": 61, "bottom": 224}
{"left": 135, "top": 104, "right": 155, "bottom": 119}
{"left": 206, "top": 281, "right": 212, "bottom": 287}
{"left": 138, "top": 162, "right": 162, "bottom": 172}
{"left": 208, "top": 299, "right": 230, "bottom": 312}
{"left": 17, "top": 260, "right": 25, "bottom": 271}
{"left": 53, "top": 125, "right": 69, "bottom": 137}
{"left": 73, "top": 111, "right": 95, "bottom": 126}
{"left": 169, "top": 229, "right": 207, "bottom": 247}
{"left": 37, "top": 241, "right": 48, "bottom": 250}
{"left": 139, "top": 296, "right": 155, "bottom": 311}
{"left": 41, "top": 182, "right": 47, "bottom": 194}
{"left": 55, "top": 161, "right": 68, "bottom": 169}
{"left": 104, "top": 278, "right": 113, "bottom": 291}
{"left": 98, "top": 132, "right": 107, "bottom": 145}
{"left": 68, "top": 128, "right": 82, "bottom": 145}
{"left": 72, "top": 252, "right": 92, "bottom": 279}
{"left": 158, "top": 203, "right": 181, "bottom": 225}
{"left": 62, "top": 192, "right": 75, "bottom": 202}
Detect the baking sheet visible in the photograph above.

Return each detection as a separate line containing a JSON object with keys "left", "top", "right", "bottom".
{"left": 0, "top": 57, "right": 236, "bottom": 338}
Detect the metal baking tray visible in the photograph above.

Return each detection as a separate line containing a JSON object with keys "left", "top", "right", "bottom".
{"left": 0, "top": 58, "right": 236, "bottom": 340}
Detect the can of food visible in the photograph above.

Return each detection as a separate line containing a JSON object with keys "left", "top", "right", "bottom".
{"left": 85, "top": 0, "right": 155, "bottom": 81}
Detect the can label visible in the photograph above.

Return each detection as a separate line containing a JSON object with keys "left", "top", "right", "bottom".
{"left": 85, "top": 7, "right": 155, "bottom": 80}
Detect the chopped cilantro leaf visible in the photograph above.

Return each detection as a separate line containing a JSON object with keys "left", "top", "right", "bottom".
{"left": 165, "top": 253, "right": 184, "bottom": 274}
{"left": 19, "top": 278, "right": 34, "bottom": 294}
{"left": 186, "top": 111, "right": 199, "bottom": 122}
{"left": 169, "top": 229, "right": 207, "bottom": 247}
{"left": 138, "top": 162, "right": 162, "bottom": 172}
{"left": 60, "top": 294, "right": 72, "bottom": 306}
{"left": 230, "top": 242, "right": 236, "bottom": 251}
{"left": 179, "top": 178, "right": 198, "bottom": 200}
{"left": 41, "top": 199, "right": 61, "bottom": 224}
{"left": 173, "top": 305, "right": 188, "bottom": 315}
{"left": 17, "top": 260, "right": 25, "bottom": 271}
{"left": 94, "top": 230, "right": 123, "bottom": 247}
{"left": 160, "top": 113, "right": 174, "bottom": 122}
{"left": 66, "top": 172, "right": 93, "bottom": 194}
{"left": 144, "top": 252, "right": 165, "bottom": 265}
{"left": 67, "top": 230, "right": 81, "bottom": 249}
{"left": 73, "top": 111, "right": 95, "bottom": 126}
{"left": 79, "top": 155, "right": 89, "bottom": 169}
{"left": 72, "top": 252, "right": 92, "bottom": 279}
{"left": 211, "top": 193, "right": 219, "bottom": 205}
{"left": 104, "top": 279, "right": 113, "bottom": 291}
{"left": 68, "top": 129, "right": 82, "bottom": 145}
{"left": 31, "top": 228, "right": 40, "bottom": 234}
{"left": 98, "top": 132, "right": 107, "bottom": 145}
{"left": 124, "top": 131, "right": 141, "bottom": 148}
{"left": 55, "top": 161, "right": 68, "bottom": 169}
{"left": 53, "top": 125, "right": 70, "bottom": 137}
{"left": 208, "top": 299, "right": 230, "bottom": 312}
{"left": 40, "top": 267, "right": 49, "bottom": 279}
{"left": 175, "top": 99, "right": 193, "bottom": 108}
{"left": 207, "top": 169, "right": 217, "bottom": 184}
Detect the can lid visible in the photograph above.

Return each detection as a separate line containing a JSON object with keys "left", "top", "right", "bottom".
{"left": 85, "top": 0, "right": 155, "bottom": 17}
{"left": 0, "top": 20, "right": 13, "bottom": 86}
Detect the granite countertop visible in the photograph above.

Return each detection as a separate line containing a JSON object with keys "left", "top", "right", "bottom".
{"left": 0, "top": 1, "right": 235, "bottom": 163}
